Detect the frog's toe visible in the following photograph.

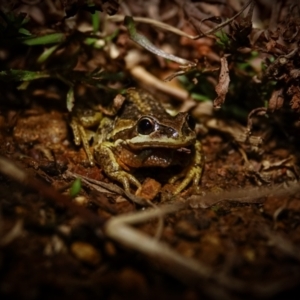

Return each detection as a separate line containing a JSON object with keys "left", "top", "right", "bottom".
{"left": 74, "top": 136, "right": 81, "bottom": 146}
{"left": 172, "top": 165, "right": 203, "bottom": 195}
{"left": 111, "top": 171, "right": 141, "bottom": 193}
{"left": 169, "top": 172, "right": 185, "bottom": 184}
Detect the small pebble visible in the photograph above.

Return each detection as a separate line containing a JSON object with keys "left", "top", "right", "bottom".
{"left": 70, "top": 241, "right": 101, "bottom": 265}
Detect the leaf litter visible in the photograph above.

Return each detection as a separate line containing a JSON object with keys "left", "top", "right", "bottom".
{"left": 1, "top": 0, "right": 300, "bottom": 299}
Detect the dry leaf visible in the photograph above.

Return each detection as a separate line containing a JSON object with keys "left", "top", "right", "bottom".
{"left": 213, "top": 56, "right": 230, "bottom": 109}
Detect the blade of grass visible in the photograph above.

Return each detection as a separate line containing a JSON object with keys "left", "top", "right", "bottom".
{"left": 124, "top": 16, "right": 196, "bottom": 67}
{"left": 20, "top": 32, "right": 66, "bottom": 46}
{"left": 91, "top": 11, "right": 100, "bottom": 33}
{"left": 37, "top": 44, "right": 60, "bottom": 63}
{"left": 0, "top": 69, "right": 50, "bottom": 81}
{"left": 70, "top": 178, "right": 82, "bottom": 197}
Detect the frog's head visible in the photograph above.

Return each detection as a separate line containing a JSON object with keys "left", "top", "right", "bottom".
{"left": 125, "top": 112, "right": 196, "bottom": 150}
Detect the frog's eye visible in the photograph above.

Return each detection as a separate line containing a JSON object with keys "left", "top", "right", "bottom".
{"left": 137, "top": 117, "right": 155, "bottom": 135}
{"left": 186, "top": 115, "right": 196, "bottom": 130}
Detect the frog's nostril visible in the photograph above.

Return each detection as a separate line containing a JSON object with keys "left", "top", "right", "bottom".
{"left": 171, "top": 131, "right": 179, "bottom": 138}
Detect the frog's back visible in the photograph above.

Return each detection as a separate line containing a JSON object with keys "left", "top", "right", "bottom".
{"left": 121, "top": 88, "right": 169, "bottom": 120}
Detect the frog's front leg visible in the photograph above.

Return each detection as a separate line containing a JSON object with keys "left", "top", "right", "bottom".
{"left": 94, "top": 141, "right": 141, "bottom": 192}
{"left": 169, "top": 140, "right": 204, "bottom": 195}
{"left": 70, "top": 110, "right": 102, "bottom": 166}
{"left": 70, "top": 119, "right": 95, "bottom": 165}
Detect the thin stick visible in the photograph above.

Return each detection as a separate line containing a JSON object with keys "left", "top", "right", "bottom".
{"left": 108, "top": 0, "right": 253, "bottom": 40}
{"left": 0, "top": 156, "right": 105, "bottom": 227}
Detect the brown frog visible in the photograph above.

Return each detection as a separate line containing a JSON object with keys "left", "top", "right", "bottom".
{"left": 70, "top": 88, "right": 203, "bottom": 195}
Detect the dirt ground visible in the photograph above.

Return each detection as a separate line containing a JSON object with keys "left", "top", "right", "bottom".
{"left": 1, "top": 1, "right": 300, "bottom": 299}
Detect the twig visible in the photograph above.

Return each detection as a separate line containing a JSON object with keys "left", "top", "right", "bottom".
{"left": 129, "top": 65, "right": 189, "bottom": 100}
{"left": 65, "top": 170, "right": 149, "bottom": 206}
{"left": 188, "top": 181, "right": 300, "bottom": 208}
{"left": 105, "top": 180, "right": 300, "bottom": 296}
{"left": 108, "top": 14, "right": 201, "bottom": 39}
{"left": 263, "top": 228, "right": 300, "bottom": 262}
{"left": 0, "top": 156, "right": 105, "bottom": 227}
{"left": 0, "top": 220, "right": 23, "bottom": 247}
{"left": 108, "top": 0, "right": 253, "bottom": 40}
{"left": 247, "top": 107, "right": 267, "bottom": 134}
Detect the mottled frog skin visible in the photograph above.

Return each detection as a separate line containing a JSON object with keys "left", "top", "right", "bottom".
{"left": 71, "top": 88, "right": 203, "bottom": 195}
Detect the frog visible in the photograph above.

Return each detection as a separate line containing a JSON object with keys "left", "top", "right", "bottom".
{"left": 70, "top": 88, "right": 203, "bottom": 195}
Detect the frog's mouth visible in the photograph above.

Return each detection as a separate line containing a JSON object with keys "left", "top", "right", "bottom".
{"left": 176, "top": 146, "right": 192, "bottom": 154}
{"left": 126, "top": 135, "right": 196, "bottom": 150}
